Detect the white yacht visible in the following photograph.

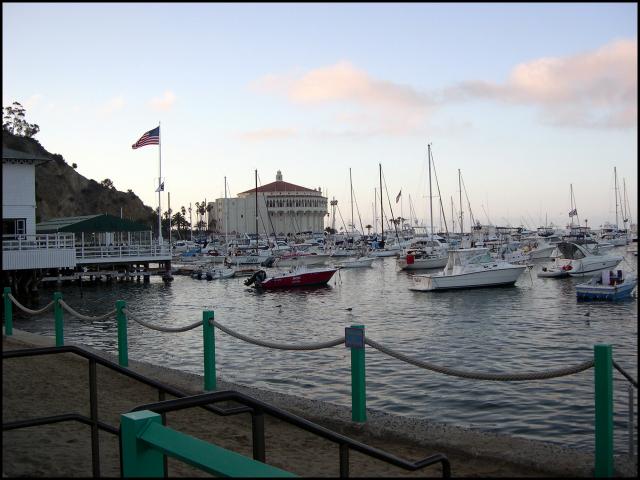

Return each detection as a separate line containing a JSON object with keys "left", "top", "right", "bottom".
{"left": 544, "top": 242, "right": 623, "bottom": 278}
{"left": 409, "top": 248, "right": 527, "bottom": 291}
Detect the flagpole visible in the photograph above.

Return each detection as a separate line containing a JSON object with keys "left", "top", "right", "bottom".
{"left": 158, "top": 121, "right": 163, "bottom": 245}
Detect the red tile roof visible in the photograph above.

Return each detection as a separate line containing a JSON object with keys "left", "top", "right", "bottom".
{"left": 239, "top": 180, "right": 318, "bottom": 195}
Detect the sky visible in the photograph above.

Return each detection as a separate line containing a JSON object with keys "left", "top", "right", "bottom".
{"left": 3, "top": 2, "right": 637, "bottom": 232}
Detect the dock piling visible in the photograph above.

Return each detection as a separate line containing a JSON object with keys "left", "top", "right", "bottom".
{"left": 116, "top": 300, "right": 128, "bottom": 367}
{"left": 53, "top": 292, "right": 64, "bottom": 346}
{"left": 3, "top": 287, "right": 13, "bottom": 336}
{"left": 203, "top": 311, "right": 216, "bottom": 390}
{"left": 594, "top": 344, "right": 614, "bottom": 477}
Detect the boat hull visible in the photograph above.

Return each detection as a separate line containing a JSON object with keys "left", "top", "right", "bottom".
{"left": 576, "top": 281, "right": 637, "bottom": 300}
{"left": 410, "top": 266, "right": 526, "bottom": 291}
{"left": 565, "top": 257, "right": 623, "bottom": 277}
{"left": 258, "top": 268, "right": 337, "bottom": 289}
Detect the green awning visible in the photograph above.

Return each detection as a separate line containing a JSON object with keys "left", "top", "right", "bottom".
{"left": 37, "top": 214, "right": 150, "bottom": 233}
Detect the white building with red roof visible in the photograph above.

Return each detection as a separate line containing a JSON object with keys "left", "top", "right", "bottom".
{"left": 208, "top": 171, "right": 328, "bottom": 236}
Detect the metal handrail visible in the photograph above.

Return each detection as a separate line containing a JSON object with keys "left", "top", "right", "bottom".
{"left": 3, "top": 345, "right": 450, "bottom": 478}
{"left": 2, "top": 346, "right": 252, "bottom": 477}
{"left": 129, "top": 390, "right": 451, "bottom": 477}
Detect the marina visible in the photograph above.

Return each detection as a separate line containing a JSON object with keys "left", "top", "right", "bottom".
{"left": 9, "top": 247, "right": 637, "bottom": 455}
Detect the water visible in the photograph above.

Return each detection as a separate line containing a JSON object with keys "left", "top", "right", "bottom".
{"left": 12, "top": 248, "right": 638, "bottom": 453}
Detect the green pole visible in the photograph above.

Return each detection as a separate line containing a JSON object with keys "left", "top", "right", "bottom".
{"left": 594, "top": 344, "right": 614, "bottom": 477}
{"left": 116, "top": 300, "right": 128, "bottom": 367}
{"left": 203, "top": 311, "right": 216, "bottom": 391}
{"left": 121, "top": 410, "right": 165, "bottom": 477}
{"left": 4, "top": 287, "right": 13, "bottom": 336}
{"left": 350, "top": 324, "right": 366, "bottom": 422}
{"left": 53, "top": 292, "right": 64, "bottom": 347}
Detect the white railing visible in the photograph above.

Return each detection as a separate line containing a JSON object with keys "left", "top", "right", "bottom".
{"left": 76, "top": 243, "right": 171, "bottom": 260}
{"left": 2, "top": 234, "right": 75, "bottom": 251}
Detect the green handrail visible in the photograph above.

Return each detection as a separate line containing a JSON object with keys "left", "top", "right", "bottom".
{"left": 120, "top": 410, "right": 296, "bottom": 477}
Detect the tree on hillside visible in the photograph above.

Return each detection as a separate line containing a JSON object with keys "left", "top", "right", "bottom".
{"left": 100, "top": 178, "right": 115, "bottom": 189}
{"left": 3, "top": 101, "right": 40, "bottom": 138}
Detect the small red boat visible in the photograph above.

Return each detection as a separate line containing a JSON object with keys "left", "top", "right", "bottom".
{"left": 244, "top": 266, "right": 337, "bottom": 289}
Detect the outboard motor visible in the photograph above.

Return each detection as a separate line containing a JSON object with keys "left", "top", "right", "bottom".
{"left": 244, "top": 270, "right": 267, "bottom": 286}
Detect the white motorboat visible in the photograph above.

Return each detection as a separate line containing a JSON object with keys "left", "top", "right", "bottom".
{"left": 335, "top": 256, "right": 375, "bottom": 268}
{"left": 549, "top": 242, "right": 623, "bottom": 278}
{"left": 409, "top": 248, "right": 527, "bottom": 291}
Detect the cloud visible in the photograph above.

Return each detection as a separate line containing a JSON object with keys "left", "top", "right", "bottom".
{"left": 23, "top": 94, "right": 44, "bottom": 110}
{"left": 240, "top": 128, "right": 297, "bottom": 142}
{"left": 252, "top": 61, "right": 436, "bottom": 135}
{"left": 149, "top": 90, "right": 176, "bottom": 111}
{"left": 445, "top": 38, "right": 637, "bottom": 128}
{"left": 100, "top": 95, "right": 125, "bottom": 114}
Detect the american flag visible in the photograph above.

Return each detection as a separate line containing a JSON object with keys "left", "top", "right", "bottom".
{"left": 132, "top": 126, "right": 160, "bottom": 149}
{"left": 568, "top": 208, "right": 577, "bottom": 217}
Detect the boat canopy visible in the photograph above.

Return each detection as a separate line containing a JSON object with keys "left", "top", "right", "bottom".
{"left": 555, "top": 242, "right": 587, "bottom": 259}
{"left": 447, "top": 248, "right": 491, "bottom": 267}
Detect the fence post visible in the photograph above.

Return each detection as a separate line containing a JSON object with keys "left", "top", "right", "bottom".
{"left": 349, "top": 324, "right": 366, "bottom": 422}
{"left": 116, "top": 300, "right": 128, "bottom": 367}
{"left": 120, "top": 410, "right": 164, "bottom": 477}
{"left": 203, "top": 311, "right": 216, "bottom": 391}
{"left": 4, "top": 287, "right": 13, "bottom": 336}
{"left": 594, "top": 344, "right": 614, "bottom": 477}
{"left": 53, "top": 292, "right": 64, "bottom": 347}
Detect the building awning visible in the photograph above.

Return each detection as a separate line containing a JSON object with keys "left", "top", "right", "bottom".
{"left": 2, "top": 147, "right": 51, "bottom": 166}
{"left": 37, "top": 214, "right": 150, "bottom": 233}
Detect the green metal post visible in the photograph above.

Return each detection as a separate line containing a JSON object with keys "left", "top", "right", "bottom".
{"left": 121, "top": 410, "right": 165, "bottom": 477}
{"left": 350, "top": 324, "right": 366, "bottom": 422}
{"left": 116, "top": 300, "right": 128, "bottom": 367}
{"left": 203, "top": 311, "right": 216, "bottom": 391}
{"left": 594, "top": 344, "right": 614, "bottom": 477}
{"left": 4, "top": 287, "right": 13, "bottom": 336}
{"left": 53, "top": 292, "right": 64, "bottom": 347}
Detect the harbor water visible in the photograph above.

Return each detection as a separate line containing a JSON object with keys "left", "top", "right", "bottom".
{"left": 12, "top": 248, "right": 638, "bottom": 453}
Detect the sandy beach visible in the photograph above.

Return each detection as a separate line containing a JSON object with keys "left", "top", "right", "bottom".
{"left": 2, "top": 329, "right": 636, "bottom": 477}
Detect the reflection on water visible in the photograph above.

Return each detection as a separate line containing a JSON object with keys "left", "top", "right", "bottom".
{"left": 13, "top": 249, "right": 638, "bottom": 452}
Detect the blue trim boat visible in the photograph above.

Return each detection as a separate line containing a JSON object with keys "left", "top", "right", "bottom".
{"left": 575, "top": 270, "right": 637, "bottom": 300}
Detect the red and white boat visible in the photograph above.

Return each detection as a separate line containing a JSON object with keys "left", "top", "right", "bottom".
{"left": 244, "top": 266, "right": 337, "bottom": 289}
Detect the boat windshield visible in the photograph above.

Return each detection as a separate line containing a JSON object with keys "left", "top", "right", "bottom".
{"left": 467, "top": 252, "right": 493, "bottom": 264}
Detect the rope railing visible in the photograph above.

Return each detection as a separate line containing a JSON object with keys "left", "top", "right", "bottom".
{"left": 58, "top": 299, "right": 116, "bottom": 321}
{"left": 211, "top": 319, "right": 345, "bottom": 351}
{"left": 8, "top": 294, "right": 55, "bottom": 315}
{"left": 124, "top": 309, "right": 203, "bottom": 333}
{"left": 364, "top": 337, "right": 595, "bottom": 381}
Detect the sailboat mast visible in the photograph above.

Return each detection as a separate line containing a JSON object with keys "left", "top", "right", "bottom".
{"left": 428, "top": 143, "right": 433, "bottom": 238}
{"left": 373, "top": 188, "right": 377, "bottom": 235}
{"left": 379, "top": 164, "right": 384, "bottom": 244}
{"left": 458, "top": 169, "right": 464, "bottom": 234}
{"left": 350, "top": 168, "right": 354, "bottom": 235}
{"left": 451, "top": 196, "right": 455, "bottom": 234}
{"left": 614, "top": 167, "right": 619, "bottom": 228}
{"left": 255, "top": 169, "right": 258, "bottom": 243}
{"left": 224, "top": 176, "right": 228, "bottom": 251}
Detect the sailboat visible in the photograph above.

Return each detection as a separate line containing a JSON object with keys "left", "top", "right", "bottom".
{"left": 370, "top": 164, "right": 398, "bottom": 257}
{"left": 398, "top": 143, "right": 448, "bottom": 270}
{"left": 599, "top": 168, "right": 629, "bottom": 246}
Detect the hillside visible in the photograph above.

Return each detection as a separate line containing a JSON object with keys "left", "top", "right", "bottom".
{"left": 3, "top": 131, "right": 157, "bottom": 227}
